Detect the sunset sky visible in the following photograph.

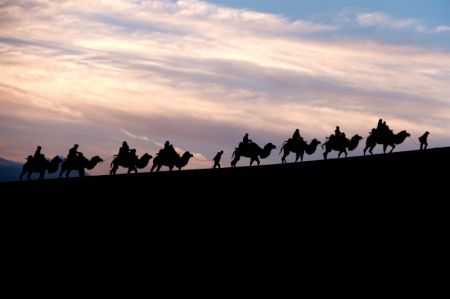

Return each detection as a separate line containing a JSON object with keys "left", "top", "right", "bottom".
{"left": 1, "top": 0, "right": 450, "bottom": 176}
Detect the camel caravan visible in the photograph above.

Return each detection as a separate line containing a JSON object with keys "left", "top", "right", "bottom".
{"left": 20, "top": 119, "right": 429, "bottom": 180}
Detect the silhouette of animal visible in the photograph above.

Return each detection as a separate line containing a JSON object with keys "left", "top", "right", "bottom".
{"left": 322, "top": 134, "right": 363, "bottom": 160}
{"left": 364, "top": 130, "right": 410, "bottom": 155}
{"left": 20, "top": 155, "right": 63, "bottom": 180}
{"left": 110, "top": 153, "right": 153, "bottom": 175}
{"left": 231, "top": 142, "right": 276, "bottom": 167}
{"left": 151, "top": 151, "right": 193, "bottom": 172}
{"left": 280, "top": 138, "right": 321, "bottom": 163}
{"left": 59, "top": 155, "right": 103, "bottom": 178}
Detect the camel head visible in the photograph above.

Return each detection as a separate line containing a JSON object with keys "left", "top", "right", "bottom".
{"left": 183, "top": 151, "right": 194, "bottom": 159}
{"left": 142, "top": 153, "right": 153, "bottom": 160}
{"left": 311, "top": 138, "right": 321, "bottom": 145}
{"left": 399, "top": 130, "right": 411, "bottom": 138}
{"left": 92, "top": 156, "right": 104, "bottom": 163}
{"left": 352, "top": 134, "right": 363, "bottom": 141}
{"left": 26, "top": 155, "right": 33, "bottom": 161}
{"left": 265, "top": 143, "right": 276, "bottom": 150}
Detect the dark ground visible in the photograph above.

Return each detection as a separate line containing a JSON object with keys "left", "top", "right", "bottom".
{"left": 2, "top": 148, "right": 448, "bottom": 268}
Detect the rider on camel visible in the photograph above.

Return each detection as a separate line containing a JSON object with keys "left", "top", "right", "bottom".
{"left": 118, "top": 141, "right": 130, "bottom": 162}
{"left": 67, "top": 144, "right": 80, "bottom": 165}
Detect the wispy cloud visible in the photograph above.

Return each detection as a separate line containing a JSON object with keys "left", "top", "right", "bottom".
{"left": 435, "top": 25, "right": 450, "bottom": 33}
{"left": 1, "top": 0, "right": 450, "bottom": 174}
{"left": 356, "top": 12, "right": 419, "bottom": 30}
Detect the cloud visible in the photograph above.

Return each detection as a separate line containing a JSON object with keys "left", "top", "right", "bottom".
{"left": 436, "top": 25, "right": 450, "bottom": 33}
{"left": 356, "top": 12, "right": 419, "bottom": 30}
{"left": 1, "top": 0, "right": 450, "bottom": 175}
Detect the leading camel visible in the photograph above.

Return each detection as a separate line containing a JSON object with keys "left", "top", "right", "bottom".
{"left": 20, "top": 155, "right": 63, "bottom": 180}
{"left": 231, "top": 142, "right": 276, "bottom": 167}
{"left": 280, "top": 138, "right": 321, "bottom": 163}
{"left": 110, "top": 153, "right": 153, "bottom": 175}
{"left": 363, "top": 130, "right": 410, "bottom": 155}
{"left": 322, "top": 134, "right": 363, "bottom": 160}
{"left": 59, "top": 154, "right": 103, "bottom": 178}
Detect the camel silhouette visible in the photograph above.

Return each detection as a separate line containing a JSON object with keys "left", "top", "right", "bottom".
{"left": 59, "top": 155, "right": 103, "bottom": 178}
{"left": 151, "top": 151, "right": 193, "bottom": 172}
{"left": 231, "top": 142, "right": 276, "bottom": 167}
{"left": 322, "top": 134, "right": 363, "bottom": 160}
{"left": 110, "top": 153, "right": 153, "bottom": 175}
{"left": 280, "top": 138, "right": 321, "bottom": 163}
{"left": 20, "top": 155, "right": 63, "bottom": 180}
{"left": 364, "top": 130, "right": 410, "bottom": 155}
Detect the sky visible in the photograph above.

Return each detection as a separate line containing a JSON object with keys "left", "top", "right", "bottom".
{"left": 1, "top": 0, "right": 450, "bottom": 177}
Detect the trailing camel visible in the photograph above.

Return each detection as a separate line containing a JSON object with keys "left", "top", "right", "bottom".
{"left": 322, "top": 134, "right": 363, "bottom": 160}
{"left": 59, "top": 154, "right": 103, "bottom": 178}
{"left": 231, "top": 142, "right": 276, "bottom": 167}
{"left": 110, "top": 153, "right": 153, "bottom": 175}
{"left": 20, "top": 155, "right": 63, "bottom": 180}
{"left": 280, "top": 138, "right": 321, "bottom": 163}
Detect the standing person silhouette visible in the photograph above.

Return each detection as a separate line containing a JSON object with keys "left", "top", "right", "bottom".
{"left": 419, "top": 131, "right": 430, "bottom": 150}
{"left": 213, "top": 150, "right": 224, "bottom": 169}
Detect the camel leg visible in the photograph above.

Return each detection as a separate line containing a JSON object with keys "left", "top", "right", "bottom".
{"left": 169, "top": 166, "right": 173, "bottom": 171}
{"left": 157, "top": 165, "right": 162, "bottom": 172}
{"left": 66, "top": 169, "right": 71, "bottom": 178}
{"left": 363, "top": 146, "right": 368, "bottom": 156}
{"left": 281, "top": 151, "right": 289, "bottom": 164}
{"left": 369, "top": 146, "right": 374, "bottom": 155}
{"left": 250, "top": 158, "right": 254, "bottom": 166}
{"left": 255, "top": 157, "right": 260, "bottom": 166}
{"left": 111, "top": 164, "right": 117, "bottom": 175}
{"left": 295, "top": 153, "right": 300, "bottom": 163}
{"left": 323, "top": 151, "right": 328, "bottom": 160}
{"left": 231, "top": 156, "right": 239, "bottom": 167}
{"left": 389, "top": 144, "right": 395, "bottom": 153}
{"left": 27, "top": 171, "right": 32, "bottom": 181}
{"left": 383, "top": 144, "right": 388, "bottom": 154}
{"left": 80, "top": 169, "right": 85, "bottom": 177}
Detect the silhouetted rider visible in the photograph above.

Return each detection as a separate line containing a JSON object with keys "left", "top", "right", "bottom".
{"left": 33, "top": 146, "right": 45, "bottom": 166}
{"left": 243, "top": 133, "right": 252, "bottom": 145}
{"left": 67, "top": 144, "right": 80, "bottom": 162}
{"left": 292, "top": 128, "right": 304, "bottom": 144}
{"left": 118, "top": 141, "right": 130, "bottom": 162}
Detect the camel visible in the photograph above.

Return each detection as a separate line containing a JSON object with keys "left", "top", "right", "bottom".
{"left": 280, "top": 138, "right": 321, "bottom": 163}
{"left": 364, "top": 130, "right": 410, "bottom": 155}
{"left": 231, "top": 142, "right": 276, "bottom": 167}
{"left": 322, "top": 134, "right": 363, "bottom": 160}
{"left": 20, "top": 155, "right": 63, "bottom": 180}
{"left": 59, "top": 154, "right": 103, "bottom": 178}
{"left": 110, "top": 153, "right": 153, "bottom": 175}
{"left": 151, "top": 151, "right": 193, "bottom": 172}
